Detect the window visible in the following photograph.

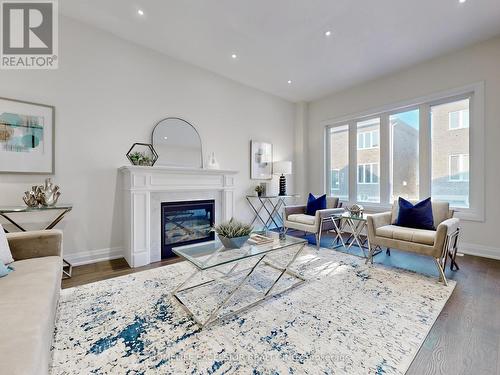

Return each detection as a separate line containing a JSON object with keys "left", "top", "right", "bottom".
{"left": 357, "top": 129, "right": 379, "bottom": 149}
{"left": 358, "top": 163, "right": 379, "bottom": 184}
{"left": 449, "top": 154, "right": 469, "bottom": 182}
{"left": 326, "top": 125, "right": 349, "bottom": 200}
{"left": 324, "top": 83, "right": 483, "bottom": 220}
{"left": 449, "top": 109, "right": 469, "bottom": 130}
{"left": 357, "top": 118, "right": 380, "bottom": 202}
{"left": 391, "top": 109, "right": 419, "bottom": 201}
{"left": 432, "top": 98, "right": 470, "bottom": 208}
{"left": 331, "top": 169, "right": 340, "bottom": 189}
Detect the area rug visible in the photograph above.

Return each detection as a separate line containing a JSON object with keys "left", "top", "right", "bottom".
{"left": 50, "top": 247, "right": 455, "bottom": 374}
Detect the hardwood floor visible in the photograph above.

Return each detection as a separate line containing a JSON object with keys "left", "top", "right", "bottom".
{"left": 407, "top": 254, "right": 500, "bottom": 375}
{"left": 62, "top": 257, "right": 181, "bottom": 289}
{"left": 61, "top": 245, "right": 500, "bottom": 375}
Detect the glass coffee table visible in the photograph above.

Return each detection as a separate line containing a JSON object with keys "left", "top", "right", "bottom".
{"left": 172, "top": 231, "right": 307, "bottom": 328}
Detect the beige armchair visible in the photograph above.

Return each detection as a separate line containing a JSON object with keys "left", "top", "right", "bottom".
{"left": 367, "top": 200, "right": 459, "bottom": 285}
{"left": 283, "top": 197, "right": 344, "bottom": 249}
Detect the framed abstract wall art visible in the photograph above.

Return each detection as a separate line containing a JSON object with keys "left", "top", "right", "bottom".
{"left": 250, "top": 140, "right": 273, "bottom": 180}
{"left": 0, "top": 97, "right": 54, "bottom": 174}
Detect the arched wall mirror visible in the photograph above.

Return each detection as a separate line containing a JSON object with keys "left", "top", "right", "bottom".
{"left": 152, "top": 117, "right": 203, "bottom": 168}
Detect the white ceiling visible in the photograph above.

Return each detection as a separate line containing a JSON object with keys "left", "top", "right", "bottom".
{"left": 61, "top": 0, "right": 500, "bottom": 102}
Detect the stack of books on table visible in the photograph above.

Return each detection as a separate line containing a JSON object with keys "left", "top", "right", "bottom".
{"left": 248, "top": 233, "right": 274, "bottom": 245}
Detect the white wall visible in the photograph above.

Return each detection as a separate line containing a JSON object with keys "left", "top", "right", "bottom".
{"left": 0, "top": 17, "right": 296, "bottom": 264}
{"left": 307, "top": 36, "right": 500, "bottom": 259}
{"left": 294, "top": 102, "right": 308, "bottom": 199}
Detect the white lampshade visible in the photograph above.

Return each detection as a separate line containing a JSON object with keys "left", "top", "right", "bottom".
{"left": 273, "top": 161, "right": 292, "bottom": 175}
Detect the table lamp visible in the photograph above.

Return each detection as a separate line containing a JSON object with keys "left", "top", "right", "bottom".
{"left": 273, "top": 161, "right": 292, "bottom": 196}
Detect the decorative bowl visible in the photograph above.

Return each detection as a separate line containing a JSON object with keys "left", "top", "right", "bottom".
{"left": 218, "top": 235, "right": 249, "bottom": 249}
{"left": 348, "top": 204, "right": 364, "bottom": 217}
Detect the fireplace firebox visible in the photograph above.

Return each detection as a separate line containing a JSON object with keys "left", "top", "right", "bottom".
{"left": 161, "top": 200, "right": 215, "bottom": 258}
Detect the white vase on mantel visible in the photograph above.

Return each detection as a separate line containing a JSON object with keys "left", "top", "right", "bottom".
{"left": 206, "top": 152, "right": 220, "bottom": 169}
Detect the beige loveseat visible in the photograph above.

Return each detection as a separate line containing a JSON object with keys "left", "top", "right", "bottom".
{"left": 283, "top": 197, "right": 344, "bottom": 249}
{"left": 367, "top": 201, "right": 459, "bottom": 285}
{"left": 0, "top": 230, "right": 62, "bottom": 375}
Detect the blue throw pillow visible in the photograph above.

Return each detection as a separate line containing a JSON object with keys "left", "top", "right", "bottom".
{"left": 306, "top": 193, "right": 327, "bottom": 216}
{"left": 0, "top": 260, "right": 13, "bottom": 278}
{"left": 395, "top": 197, "right": 435, "bottom": 230}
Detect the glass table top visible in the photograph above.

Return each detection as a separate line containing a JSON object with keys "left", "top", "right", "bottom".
{"left": 0, "top": 204, "right": 73, "bottom": 213}
{"left": 245, "top": 195, "right": 300, "bottom": 198}
{"left": 173, "top": 231, "right": 307, "bottom": 270}
{"left": 332, "top": 211, "right": 369, "bottom": 221}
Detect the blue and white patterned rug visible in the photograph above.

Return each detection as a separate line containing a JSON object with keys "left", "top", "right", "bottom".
{"left": 51, "top": 247, "right": 455, "bottom": 374}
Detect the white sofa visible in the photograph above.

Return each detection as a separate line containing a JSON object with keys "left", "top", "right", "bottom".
{"left": 0, "top": 230, "right": 62, "bottom": 375}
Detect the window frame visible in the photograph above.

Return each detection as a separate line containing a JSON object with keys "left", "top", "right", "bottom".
{"left": 323, "top": 82, "right": 484, "bottom": 222}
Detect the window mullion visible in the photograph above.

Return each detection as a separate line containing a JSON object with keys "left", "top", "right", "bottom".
{"left": 419, "top": 103, "right": 431, "bottom": 199}
{"left": 325, "top": 126, "right": 332, "bottom": 195}
{"left": 380, "top": 113, "right": 390, "bottom": 204}
{"left": 348, "top": 121, "right": 357, "bottom": 204}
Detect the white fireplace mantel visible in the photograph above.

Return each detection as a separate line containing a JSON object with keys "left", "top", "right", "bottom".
{"left": 119, "top": 165, "right": 238, "bottom": 268}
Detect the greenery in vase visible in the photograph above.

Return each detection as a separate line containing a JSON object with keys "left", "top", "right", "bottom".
{"left": 214, "top": 218, "right": 253, "bottom": 238}
{"left": 129, "top": 151, "right": 153, "bottom": 166}
{"left": 254, "top": 185, "right": 264, "bottom": 194}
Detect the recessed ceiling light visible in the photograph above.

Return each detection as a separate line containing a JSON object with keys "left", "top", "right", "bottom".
{"left": 325, "top": 30, "right": 332, "bottom": 37}
{"left": 231, "top": 54, "right": 237, "bottom": 59}
{"left": 459, "top": 0, "right": 466, "bottom": 3}
{"left": 287, "top": 80, "right": 292, "bottom": 84}
{"left": 163, "top": 136, "right": 168, "bottom": 140}
{"left": 137, "top": 9, "right": 144, "bottom": 16}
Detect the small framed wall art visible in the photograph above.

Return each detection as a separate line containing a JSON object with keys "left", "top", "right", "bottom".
{"left": 0, "top": 97, "right": 55, "bottom": 174}
{"left": 250, "top": 140, "right": 273, "bottom": 180}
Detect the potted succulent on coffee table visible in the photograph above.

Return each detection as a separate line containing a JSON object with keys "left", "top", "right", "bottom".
{"left": 214, "top": 219, "right": 253, "bottom": 249}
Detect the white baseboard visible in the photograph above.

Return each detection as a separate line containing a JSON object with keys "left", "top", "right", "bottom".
{"left": 64, "top": 247, "right": 124, "bottom": 267}
{"left": 459, "top": 242, "right": 500, "bottom": 261}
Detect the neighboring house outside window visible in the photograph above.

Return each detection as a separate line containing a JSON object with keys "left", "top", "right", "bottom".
{"left": 449, "top": 154, "right": 469, "bottom": 182}
{"left": 449, "top": 109, "right": 469, "bottom": 130}
{"left": 431, "top": 99, "right": 470, "bottom": 208}
{"left": 331, "top": 169, "right": 340, "bottom": 190}
{"left": 357, "top": 119, "right": 380, "bottom": 202}
{"left": 328, "top": 125, "right": 349, "bottom": 201}
{"left": 357, "top": 163, "right": 379, "bottom": 184}
{"left": 390, "top": 112, "right": 420, "bottom": 201}
{"left": 357, "top": 129, "right": 379, "bottom": 149}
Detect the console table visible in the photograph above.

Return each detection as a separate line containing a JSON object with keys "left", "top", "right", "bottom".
{"left": 246, "top": 195, "right": 299, "bottom": 230}
{"left": 0, "top": 204, "right": 73, "bottom": 278}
